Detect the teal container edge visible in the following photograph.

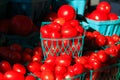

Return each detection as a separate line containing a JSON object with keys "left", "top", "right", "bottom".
{"left": 67, "top": 0, "right": 86, "bottom": 15}
{"left": 86, "top": 16, "right": 120, "bottom": 36}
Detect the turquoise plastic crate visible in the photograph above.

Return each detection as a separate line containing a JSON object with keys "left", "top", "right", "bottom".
{"left": 7, "top": 0, "right": 52, "bottom": 24}
{"left": 0, "top": 0, "right": 8, "bottom": 19}
{"left": 4, "top": 32, "right": 39, "bottom": 47}
{"left": 40, "top": 22, "right": 86, "bottom": 59}
{"left": 52, "top": 0, "right": 86, "bottom": 16}
{"left": 86, "top": 16, "right": 120, "bottom": 36}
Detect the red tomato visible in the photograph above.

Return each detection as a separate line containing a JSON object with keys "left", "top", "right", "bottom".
{"left": 48, "top": 22, "right": 61, "bottom": 32}
{"left": 108, "top": 13, "right": 119, "bottom": 20}
{"left": 33, "top": 47, "right": 43, "bottom": 57}
{"left": 41, "top": 63, "right": 54, "bottom": 72}
{"left": 0, "top": 73, "right": 4, "bottom": 80}
{"left": 111, "top": 34, "right": 119, "bottom": 43}
{"left": 96, "top": 1, "right": 111, "bottom": 14}
{"left": 105, "top": 45, "right": 119, "bottom": 57}
{"left": 53, "top": 17, "right": 66, "bottom": 25}
{"left": 57, "top": 5, "right": 76, "bottom": 21}
{"left": 0, "top": 61, "right": 12, "bottom": 73}
{"left": 11, "top": 15, "right": 33, "bottom": 36}
{"left": 75, "top": 56, "right": 88, "bottom": 65}
{"left": 96, "top": 50, "right": 109, "bottom": 63}
{"left": 27, "top": 61, "right": 42, "bottom": 73}
{"left": 33, "top": 71, "right": 41, "bottom": 78}
{"left": 95, "top": 35, "right": 107, "bottom": 47}
{"left": 32, "top": 54, "right": 42, "bottom": 62}
{"left": 25, "top": 75, "right": 36, "bottom": 80}
{"left": 9, "top": 43, "right": 22, "bottom": 52}
{"left": 70, "top": 20, "right": 79, "bottom": 27}
{"left": 13, "top": 63, "right": 26, "bottom": 75}
{"left": 55, "top": 75, "right": 64, "bottom": 80}
{"left": 55, "top": 65, "right": 67, "bottom": 75}
{"left": 106, "top": 36, "right": 115, "bottom": 45}
{"left": 72, "top": 63, "right": 85, "bottom": 75}
{"left": 92, "top": 31, "right": 100, "bottom": 37}
{"left": 61, "top": 24, "right": 77, "bottom": 38}
{"left": 49, "top": 31, "right": 61, "bottom": 38}
{"left": 55, "top": 55, "right": 71, "bottom": 67}
{"left": 4, "top": 70, "right": 24, "bottom": 80}
{"left": 75, "top": 25, "right": 84, "bottom": 35}
{"left": 40, "top": 25, "right": 51, "bottom": 38}
{"left": 88, "top": 10, "right": 108, "bottom": 21}
{"left": 41, "top": 71, "right": 54, "bottom": 80}
{"left": 44, "top": 56, "right": 56, "bottom": 66}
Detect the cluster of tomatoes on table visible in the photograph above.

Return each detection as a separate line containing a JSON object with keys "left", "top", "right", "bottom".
{"left": 84, "top": 31, "right": 120, "bottom": 50}
{"left": 86, "top": 1, "right": 119, "bottom": 21}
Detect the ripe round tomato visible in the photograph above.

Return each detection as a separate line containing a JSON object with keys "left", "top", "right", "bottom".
{"left": 44, "top": 56, "right": 56, "bottom": 66}
{"left": 11, "top": 15, "right": 33, "bottom": 36}
{"left": 49, "top": 31, "right": 61, "bottom": 38}
{"left": 88, "top": 10, "right": 108, "bottom": 21}
{"left": 55, "top": 55, "right": 71, "bottom": 67}
{"left": 25, "top": 75, "right": 36, "bottom": 80}
{"left": 27, "top": 61, "right": 42, "bottom": 73}
{"left": 108, "top": 13, "right": 119, "bottom": 20}
{"left": 53, "top": 17, "right": 66, "bottom": 25}
{"left": 40, "top": 25, "right": 51, "bottom": 38}
{"left": 61, "top": 24, "right": 77, "bottom": 38}
{"left": 55, "top": 65, "right": 67, "bottom": 75}
{"left": 92, "top": 31, "right": 100, "bottom": 37}
{"left": 13, "top": 63, "right": 26, "bottom": 75}
{"left": 96, "top": 50, "right": 109, "bottom": 63}
{"left": 75, "top": 56, "right": 88, "bottom": 65}
{"left": 95, "top": 35, "right": 107, "bottom": 47}
{"left": 22, "top": 52, "right": 32, "bottom": 63}
{"left": 41, "top": 63, "right": 54, "bottom": 72}
{"left": 41, "top": 71, "right": 54, "bottom": 80}
{"left": 33, "top": 47, "right": 43, "bottom": 57}
{"left": 96, "top": 1, "right": 111, "bottom": 14}
{"left": 70, "top": 20, "right": 79, "bottom": 27}
{"left": 48, "top": 22, "right": 61, "bottom": 32}
{"left": 0, "top": 61, "right": 12, "bottom": 73}
{"left": 32, "top": 54, "right": 42, "bottom": 62}
{"left": 57, "top": 5, "right": 76, "bottom": 21}
{"left": 111, "top": 34, "right": 119, "bottom": 43}
{"left": 4, "top": 70, "right": 24, "bottom": 80}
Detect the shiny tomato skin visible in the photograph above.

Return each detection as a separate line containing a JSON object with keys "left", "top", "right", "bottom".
{"left": 53, "top": 17, "right": 66, "bottom": 26}
{"left": 57, "top": 5, "right": 76, "bottom": 21}
{"left": 41, "top": 63, "right": 54, "bottom": 72}
{"left": 41, "top": 71, "right": 54, "bottom": 80}
{"left": 55, "top": 65, "right": 67, "bottom": 75}
{"left": 108, "top": 13, "right": 119, "bottom": 20}
{"left": 13, "top": 63, "right": 26, "bottom": 75}
{"left": 70, "top": 20, "right": 79, "bottom": 27}
{"left": 49, "top": 31, "right": 61, "bottom": 38}
{"left": 111, "top": 34, "right": 119, "bottom": 43}
{"left": 95, "top": 35, "right": 107, "bottom": 47}
{"left": 96, "top": 1, "right": 111, "bottom": 14}
{"left": 48, "top": 22, "right": 61, "bottom": 32}
{"left": 27, "top": 61, "right": 42, "bottom": 73}
{"left": 4, "top": 70, "right": 24, "bottom": 80}
{"left": 55, "top": 55, "right": 71, "bottom": 67}
{"left": 96, "top": 50, "right": 109, "bottom": 63}
{"left": 0, "top": 73, "right": 4, "bottom": 80}
{"left": 61, "top": 24, "right": 77, "bottom": 38}
{"left": 44, "top": 56, "right": 56, "bottom": 66}
{"left": 88, "top": 10, "right": 108, "bottom": 21}
{"left": 40, "top": 25, "right": 51, "bottom": 38}
{"left": 25, "top": 75, "right": 36, "bottom": 80}
{"left": 0, "top": 61, "right": 12, "bottom": 73}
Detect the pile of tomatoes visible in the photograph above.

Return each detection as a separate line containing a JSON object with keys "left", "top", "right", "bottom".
{"left": 86, "top": 1, "right": 119, "bottom": 21}
{"left": 0, "top": 1, "right": 120, "bottom": 80}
